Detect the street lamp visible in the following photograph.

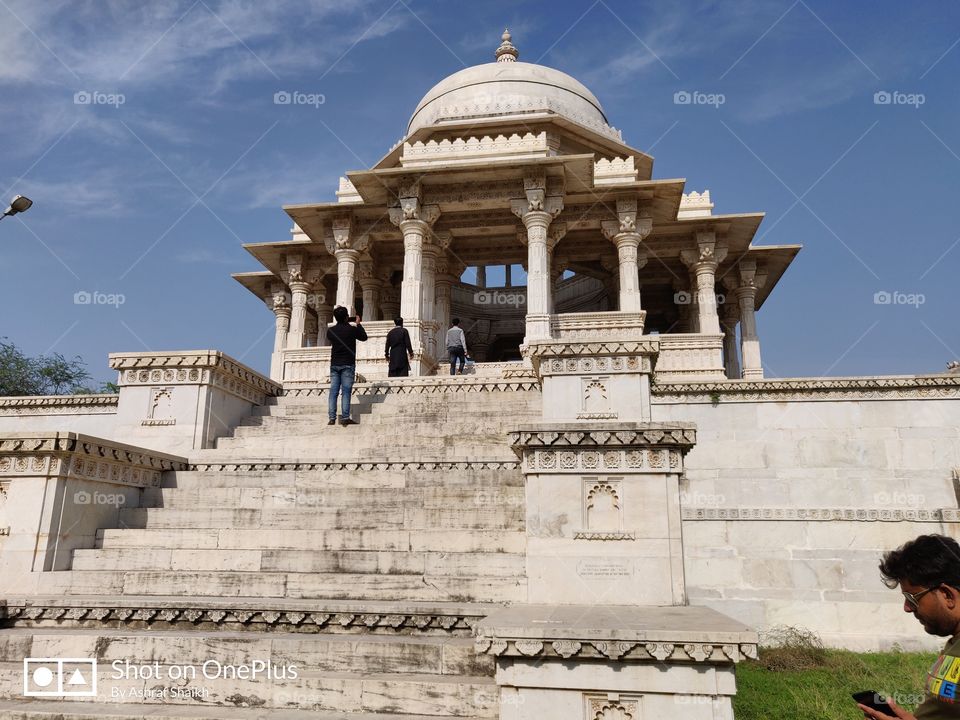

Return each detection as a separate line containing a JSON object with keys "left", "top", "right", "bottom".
{"left": 0, "top": 195, "right": 33, "bottom": 221}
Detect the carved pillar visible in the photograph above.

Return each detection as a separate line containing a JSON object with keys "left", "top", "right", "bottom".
{"left": 314, "top": 292, "right": 332, "bottom": 346}
{"left": 284, "top": 256, "right": 310, "bottom": 349}
{"left": 511, "top": 171, "right": 564, "bottom": 342}
{"left": 681, "top": 231, "right": 727, "bottom": 335}
{"left": 326, "top": 215, "right": 369, "bottom": 316}
{"left": 270, "top": 293, "right": 291, "bottom": 381}
{"left": 721, "top": 301, "right": 741, "bottom": 380}
{"left": 358, "top": 261, "right": 381, "bottom": 321}
{"left": 380, "top": 285, "right": 400, "bottom": 322}
{"left": 476, "top": 265, "right": 487, "bottom": 288}
{"left": 504, "top": 264, "right": 512, "bottom": 288}
{"left": 601, "top": 199, "right": 651, "bottom": 313}
{"left": 602, "top": 257, "right": 620, "bottom": 311}
{"left": 435, "top": 253, "right": 463, "bottom": 359}
{"left": 388, "top": 178, "right": 441, "bottom": 357}
{"left": 735, "top": 260, "right": 767, "bottom": 379}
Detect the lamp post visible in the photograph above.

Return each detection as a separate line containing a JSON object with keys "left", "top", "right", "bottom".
{"left": 0, "top": 195, "right": 33, "bottom": 222}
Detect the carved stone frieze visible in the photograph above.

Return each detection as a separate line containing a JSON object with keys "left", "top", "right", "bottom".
{"left": 682, "top": 507, "right": 960, "bottom": 522}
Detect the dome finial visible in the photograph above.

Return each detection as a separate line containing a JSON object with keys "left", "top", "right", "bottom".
{"left": 495, "top": 27, "right": 518, "bottom": 62}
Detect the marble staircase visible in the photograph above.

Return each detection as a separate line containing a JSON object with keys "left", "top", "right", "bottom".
{"left": 0, "top": 379, "right": 541, "bottom": 717}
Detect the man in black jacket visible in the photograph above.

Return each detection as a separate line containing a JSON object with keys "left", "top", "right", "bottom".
{"left": 326, "top": 306, "right": 367, "bottom": 426}
{"left": 384, "top": 317, "right": 414, "bottom": 377}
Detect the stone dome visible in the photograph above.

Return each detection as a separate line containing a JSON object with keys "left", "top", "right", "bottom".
{"left": 407, "top": 30, "right": 616, "bottom": 139}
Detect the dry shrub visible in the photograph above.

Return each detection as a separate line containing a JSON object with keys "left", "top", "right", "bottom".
{"left": 757, "top": 625, "right": 828, "bottom": 672}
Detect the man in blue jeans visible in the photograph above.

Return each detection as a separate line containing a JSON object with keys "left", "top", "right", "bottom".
{"left": 326, "top": 305, "right": 367, "bottom": 426}
{"left": 446, "top": 317, "right": 469, "bottom": 375}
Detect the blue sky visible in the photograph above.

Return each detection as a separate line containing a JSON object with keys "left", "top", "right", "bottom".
{"left": 1, "top": 0, "right": 958, "bottom": 386}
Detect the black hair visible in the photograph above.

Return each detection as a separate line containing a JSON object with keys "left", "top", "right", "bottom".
{"left": 879, "top": 534, "right": 960, "bottom": 589}
{"left": 394, "top": 317, "right": 403, "bottom": 326}
{"left": 451, "top": 318, "right": 460, "bottom": 326}
{"left": 333, "top": 306, "right": 349, "bottom": 323}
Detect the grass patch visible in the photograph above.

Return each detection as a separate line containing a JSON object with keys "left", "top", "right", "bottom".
{"left": 734, "top": 627, "right": 934, "bottom": 720}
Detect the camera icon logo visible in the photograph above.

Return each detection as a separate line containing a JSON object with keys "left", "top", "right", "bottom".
{"left": 274, "top": 91, "right": 292, "bottom": 105}
{"left": 674, "top": 90, "right": 692, "bottom": 105}
{"left": 73, "top": 291, "right": 92, "bottom": 305}
{"left": 873, "top": 90, "right": 892, "bottom": 105}
{"left": 673, "top": 290, "right": 692, "bottom": 305}
{"left": 23, "top": 658, "right": 97, "bottom": 697}
{"left": 873, "top": 291, "right": 892, "bottom": 305}
{"left": 74, "top": 491, "right": 92, "bottom": 505}
{"left": 73, "top": 91, "right": 92, "bottom": 105}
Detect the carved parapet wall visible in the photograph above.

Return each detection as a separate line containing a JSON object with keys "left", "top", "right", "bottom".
{"left": 653, "top": 373, "right": 960, "bottom": 403}
{"left": 107, "top": 350, "right": 281, "bottom": 454}
{"left": 654, "top": 333, "right": 726, "bottom": 383}
{"left": 400, "top": 132, "right": 551, "bottom": 167}
{"left": 594, "top": 157, "right": 639, "bottom": 186}
{"left": 0, "top": 432, "right": 187, "bottom": 589}
{"left": 510, "top": 422, "right": 695, "bottom": 607}
{"left": 677, "top": 190, "right": 714, "bottom": 218}
{"left": 0, "top": 394, "right": 120, "bottom": 437}
{"left": 476, "top": 604, "right": 755, "bottom": 720}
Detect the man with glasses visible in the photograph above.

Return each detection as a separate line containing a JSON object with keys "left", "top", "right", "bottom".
{"left": 856, "top": 534, "right": 960, "bottom": 719}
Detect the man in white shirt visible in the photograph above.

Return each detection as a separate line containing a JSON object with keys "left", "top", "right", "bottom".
{"left": 445, "top": 318, "right": 468, "bottom": 375}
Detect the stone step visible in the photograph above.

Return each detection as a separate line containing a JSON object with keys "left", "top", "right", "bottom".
{"left": 143, "top": 485, "right": 524, "bottom": 509}
{"left": 33, "top": 570, "right": 527, "bottom": 602}
{"left": 0, "top": 700, "right": 492, "bottom": 720}
{"left": 2, "top": 595, "right": 493, "bottom": 636}
{"left": 211, "top": 437, "right": 517, "bottom": 459}
{"left": 72, "top": 548, "right": 526, "bottom": 577}
{"left": 117, "top": 506, "right": 524, "bottom": 531}
{"left": 1, "top": 664, "right": 494, "bottom": 716}
{"left": 96, "top": 528, "right": 526, "bottom": 554}
{"left": 0, "top": 626, "right": 493, "bottom": 678}
{"left": 163, "top": 468, "right": 522, "bottom": 490}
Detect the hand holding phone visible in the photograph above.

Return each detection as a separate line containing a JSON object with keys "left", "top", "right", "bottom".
{"left": 852, "top": 691, "right": 898, "bottom": 718}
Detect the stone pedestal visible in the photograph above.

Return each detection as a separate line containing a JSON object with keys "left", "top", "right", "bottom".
{"left": 526, "top": 311, "right": 653, "bottom": 422}
{"left": 108, "top": 351, "right": 282, "bottom": 454}
{"left": 0, "top": 432, "right": 186, "bottom": 591}
{"left": 510, "top": 423, "right": 695, "bottom": 606}
{"left": 476, "top": 604, "right": 757, "bottom": 720}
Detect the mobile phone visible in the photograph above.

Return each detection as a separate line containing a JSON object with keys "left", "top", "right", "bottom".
{"left": 852, "top": 690, "right": 895, "bottom": 716}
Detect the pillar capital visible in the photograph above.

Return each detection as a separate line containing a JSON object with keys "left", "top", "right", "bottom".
{"left": 680, "top": 232, "right": 728, "bottom": 273}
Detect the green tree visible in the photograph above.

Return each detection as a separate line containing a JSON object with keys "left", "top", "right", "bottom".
{"left": 0, "top": 338, "right": 101, "bottom": 397}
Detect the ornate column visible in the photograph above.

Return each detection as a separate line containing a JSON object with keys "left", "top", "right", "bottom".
{"left": 504, "top": 264, "right": 512, "bottom": 287}
{"left": 720, "top": 300, "right": 741, "bottom": 379}
{"left": 735, "top": 260, "right": 767, "bottom": 379}
{"left": 511, "top": 171, "right": 564, "bottom": 342}
{"left": 284, "top": 256, "right": 309, "bottom": 349}
{"left": 476, "top": 265, "right": 487, "bottom": 288}
{"left": 312, "top": 289, "right": 332, "bottom": 346}
{"left": 601, "top": 199, "right": 651, "bottom": 313}
{"left": 601, "top": 257, "right": 620, "bottom": 311}
{"left": 435, "top": 252, "right": 463, "bottom": 357}
{"left": 380, "top": 285, "right": 400, "bottom": 322}
{"left": 270, "top": 292, "right": 291, "bottom": 381}
{"left": 326, "top": 215, "right": 369, "bottom": 316}
{"left": 680, "top": 231, "right": 727, "bottom": 335}
{"left": 388, "top": 178, "right": 441, "bottom": 357}
{"left": 358, "top": 261, "right": 382, "bottom": 321}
